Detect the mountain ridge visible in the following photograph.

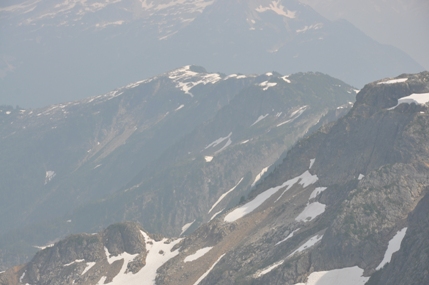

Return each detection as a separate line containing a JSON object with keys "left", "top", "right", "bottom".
{"left": 1, "top": 71, "right": 428, "bottom": 285}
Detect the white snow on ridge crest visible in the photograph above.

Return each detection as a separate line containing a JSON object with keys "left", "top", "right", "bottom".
{"left": 377, "top": 78, "right": 408, "bottom": 85}
{"left": 168, "top": 66, "right": 222, "bottom": 96}
{"left": 256, "top": 0, "right": 296, "bottom": 19}
{"left": 388, "top": 93, "right": 429, "bottom": 110}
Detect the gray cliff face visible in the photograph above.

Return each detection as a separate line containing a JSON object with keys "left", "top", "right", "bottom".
{"left": 153, "top": 71, "right": 429, "bottom": 285}
{"left": 372, "top": 192, "right": 429, "bottom": 285}
{"left": 1, "top": 72, "right": 429, "bottom": 285}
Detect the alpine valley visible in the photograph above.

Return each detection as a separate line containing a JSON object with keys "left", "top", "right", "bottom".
{"left": 1, "top": 68, "right": 429, "bottom": 285}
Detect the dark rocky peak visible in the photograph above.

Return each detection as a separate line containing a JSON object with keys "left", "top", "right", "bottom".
{"left": 103, "top": 222, "right": 146, "bottom": 257}
{"left": 6, "top": 222, "right": 151, "bottom": 285}
{"left": 355, "top": 71, "right": 429, "bottom": 112}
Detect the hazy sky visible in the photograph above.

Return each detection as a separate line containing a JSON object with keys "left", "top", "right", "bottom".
{"left": 0, "top": 0, "right": 427, "bottom": 108}
{"left": 300, "top": 0, "right": 429, "bottom": 69}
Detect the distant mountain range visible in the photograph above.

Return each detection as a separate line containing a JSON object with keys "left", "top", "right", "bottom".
{"left": 1, "top": 70, "right": 428, "bottom": 285}
{"left": 0, "top": 65, "right": 355, "bottom": 270}
{"left": 0, "top": 0, "right": 423, "bottom": 107}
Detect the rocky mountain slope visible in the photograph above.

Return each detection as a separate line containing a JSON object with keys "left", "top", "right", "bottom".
{"left": 1, "top": 72, "right": 428, "bottom": 285}
{"left": 0, "top": 66, "right": 355, "bottom": 270}
{"left": 1, "top": 0, "right": 423, "bottom": 107}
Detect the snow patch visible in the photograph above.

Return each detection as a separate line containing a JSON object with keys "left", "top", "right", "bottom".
{"left": 224, "top": 74, "right": 237, "bottom": 79}
{"left": 358, "top": 174, "right": 365, "bottom": 180}
{"left": 275, "top": 229, "right": 300, "bottom": 246}
{"left": 240, "top": 140, "right": 250, "bottom": 144}
{"left": 281, "top": 75, "right": 291, "bottom": 83}
{"left": 225, "top": 170, "right": 318, "bottom": 222}
{"left": 293, "top": 266, "right": 369, "bottom": 285}
{"left": 175, "top": 104, "right": 184, "bottom": 111}
{"left": 81, "top": 262, "right": 96, "bottom": 275}
{"left": 204, "top": 156, "right": 213, "bottom": 162}
{"left": 388, "top": 93, "right": 429, "bottom": 110}
{"left": 104, "top": 247, "right": 138, "bottom": 265}
{"left": 205, "top": 133, "right": 232, "bottom": 150}
{"left": 99, "top": 230, "right": 181, "bottom": 285}
{"left": 287, "top": 234, "right": 323, "bottom": 258}
{"left": 251, "top": 166, "right": 270, "bottom": 187}
{"left": 275, "top": 170, "right": 319, "bottom": 202}
{"left": 180, "top": 220, "right": 195, "bottom": 236}
{"left": 192, "top": 254, "right": 225, "bottom": 285}
{"left": 251, "top": 114, "right": 269, "bottom": 126}
{"left": 309, "top": 159, "right": 315, "bottom": 169}
{"left": 376, "top": 227, "right": 407, "bottom": 270}
{"left": 95, "top": 20, "right": 124, "bottom": 29}
{"left": 309, "top": 187, "right": 327, "bottom": 200}
{"left": 168, "top": 66, "right": 222, "bottom": 97}
{"left": 96, "top": 276, "right": 107, "bottom": 285}
{"left": 209, "top": 209, "right": 224, "bottom": 221}
{"left": 256, "top": 1, "right": 296, "bottom": 18}
{"left": 209, "top": 178, "right": 243, "bottom": 213}
{"left": 295, "top": 202, "right": 326, "bottom": 222}
{"left": 214, "top": 138, "right": 232, "bottom": 155}
{"left": 34, "top": 243, "right": 54, "bottom": 250}
{"left": 277, "top": 106, "right": 307, "bottom": 127}
{"left": 377, "top": 78, "right": 408, "bottom": 85}
{"left": 19, "top": 272, "right": 25, "bottom": 283}
{"left": 259, "top": 81, "right": 277, "bottom": 91}
{"left": 184, "top": 247, "right": 213, "bottom": 262}
{"left": 296, "top": 23, "right": 323, "bottom": 33}
{"left": 64, "top": 259, "right": 84, "bottom": 266}
{"left": 254, "top": 260, "right": 284, "bottom": 278}
{"left": 45, "top": 170, "right": 56, "bottom": 184}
